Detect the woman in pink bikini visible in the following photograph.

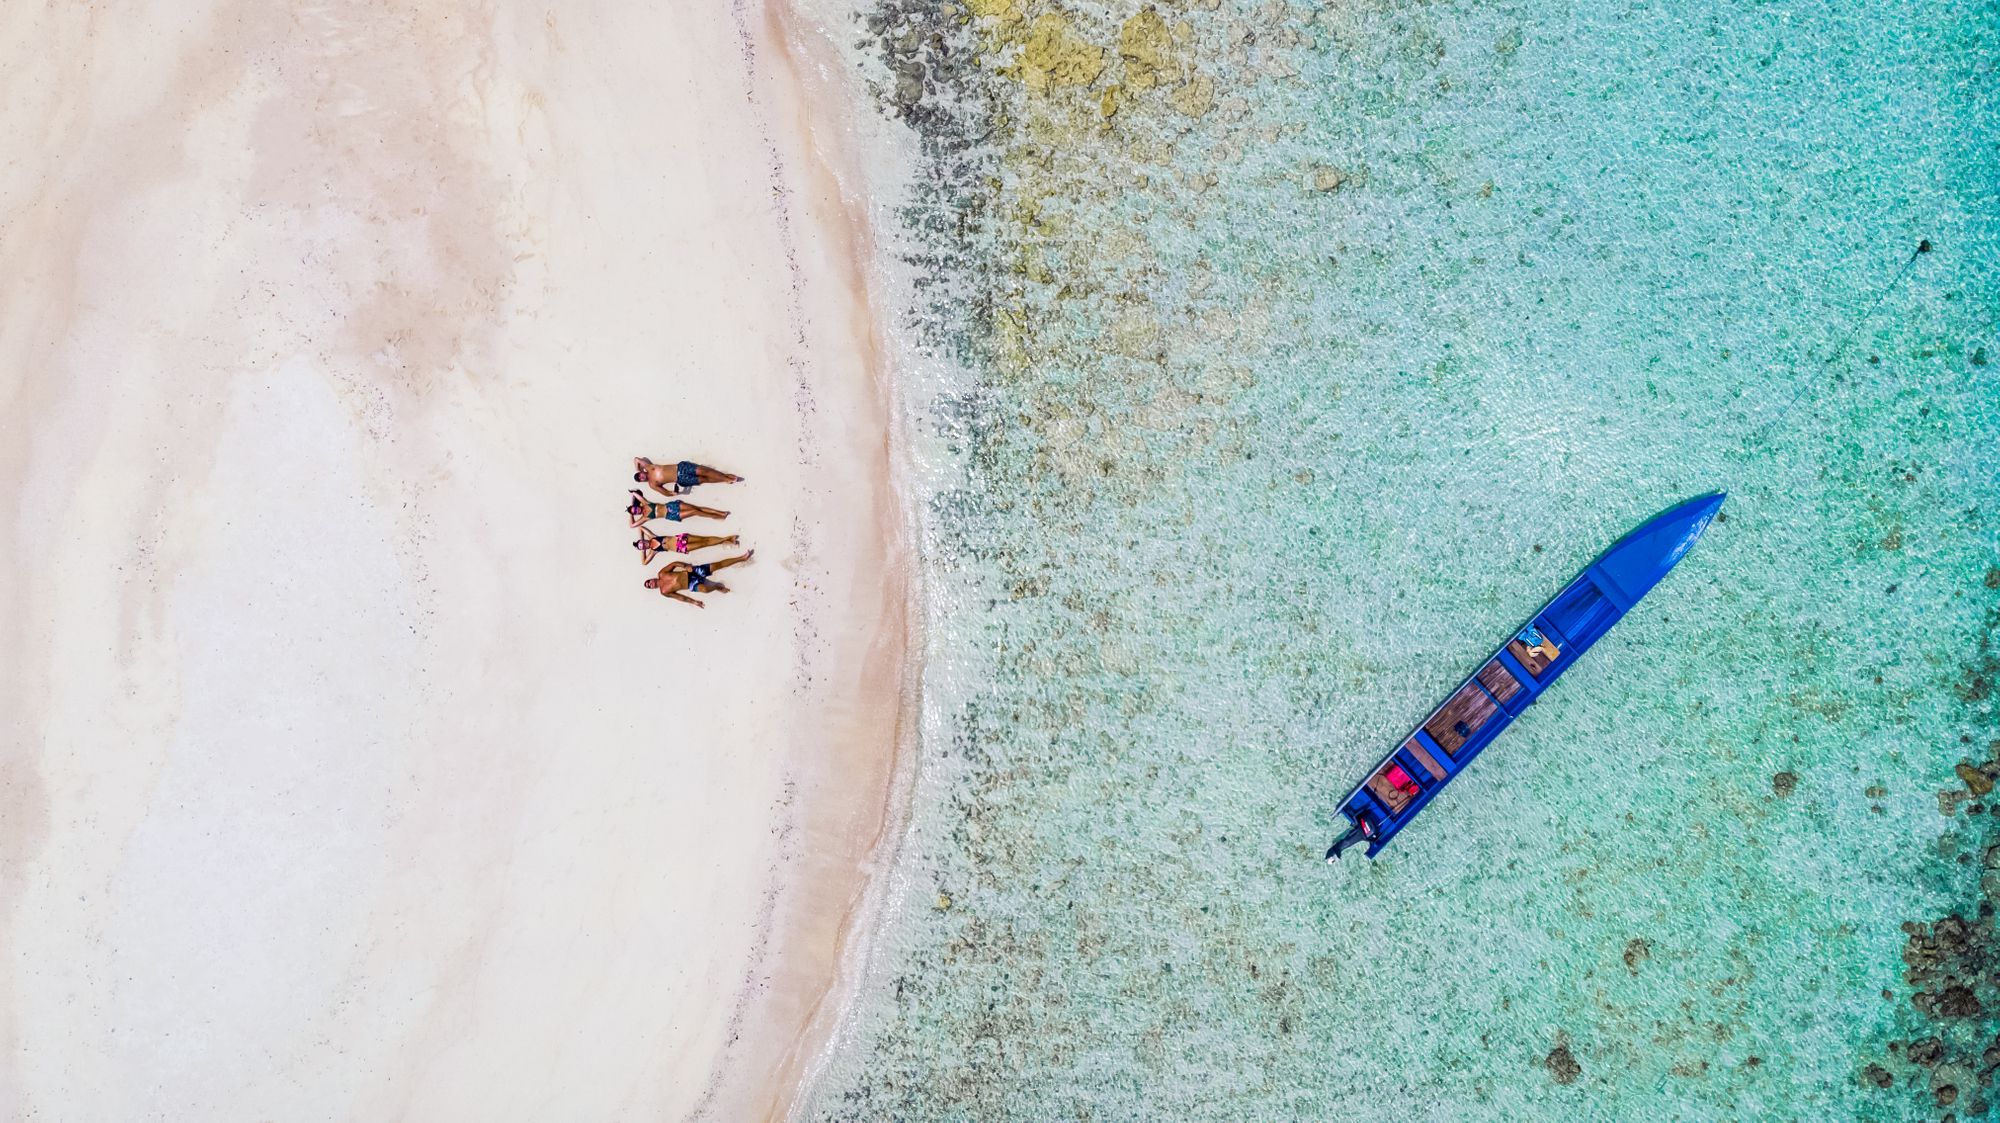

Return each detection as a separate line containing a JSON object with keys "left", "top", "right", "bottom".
{"left": 633, "top": 527, "right": 739, "bottom": 564}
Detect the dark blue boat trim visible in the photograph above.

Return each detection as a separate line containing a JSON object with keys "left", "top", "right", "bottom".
{"left": 1326, "top": 493, "right": 1725, "bottom": 860}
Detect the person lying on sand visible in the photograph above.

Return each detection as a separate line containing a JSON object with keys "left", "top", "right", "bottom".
{"left": 635, "top": 457, "right": 743, "bottom": 497}
{"left": 645, "top": 551, "right": 755, "bottom": 608}
{"left": 628, "top": 490, "right": 728, "bottom": 527}
{"left": 633, "top": 528, "right": 739, "bottom": 565}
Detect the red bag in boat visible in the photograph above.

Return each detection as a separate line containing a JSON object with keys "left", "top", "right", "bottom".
{"left": 1385, "top": 764, "right": 1419, "bottom": 795}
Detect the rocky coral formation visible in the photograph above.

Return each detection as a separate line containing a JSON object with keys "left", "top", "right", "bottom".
{"left": 1545, "top": 1038, "right": 1582, "bottom": 1085}
{"left": 1623, "top": 937, "right": 1653, "bottom": 973}
{"left": 1959, "top": 761, "right": 1995, "bottom": 797}
{"left": 1011, "top": 12, "right": 1105, "bottom": 90}
{"left": 1857, "top": 591, "right": 2000, "bottom": 1117}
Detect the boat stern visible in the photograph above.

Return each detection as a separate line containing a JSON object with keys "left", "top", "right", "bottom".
{"left": 1326, "top": 802, "right": 1390, "bottom": 860}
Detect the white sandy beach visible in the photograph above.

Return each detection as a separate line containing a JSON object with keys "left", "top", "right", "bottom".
{"left": 0, "top": 1, "right": 906, "bottom": 1118}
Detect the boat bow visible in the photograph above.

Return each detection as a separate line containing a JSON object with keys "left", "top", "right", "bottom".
{"left": 1589, "top": 491, "right": 1726, "bottom": 608}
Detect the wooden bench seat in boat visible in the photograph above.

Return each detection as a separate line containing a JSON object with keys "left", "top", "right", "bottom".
{"left": 1403, "top": 738, "right": 1447, "bottom": 780}
{"left": 1425, "top": 681, "right": 1499, "bottom": 757}
{"left": 1476, "top": 659, "right": 1523, "bottom": 704}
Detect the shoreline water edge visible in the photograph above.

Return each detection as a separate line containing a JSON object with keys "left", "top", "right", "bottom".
{"left": 700, "top": 1, "right": 927, "bottom": 1119}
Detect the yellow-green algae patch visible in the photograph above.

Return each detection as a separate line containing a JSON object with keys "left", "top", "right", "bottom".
{"left": 1009, "top": 12, "right": 1106, "bottom": 91}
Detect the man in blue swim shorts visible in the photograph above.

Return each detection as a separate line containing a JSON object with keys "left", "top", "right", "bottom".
{"left": 644, "top": 550, "right": 755, "bottom": 608}
{"left": 635, "top": 456, "right": 743, "bottom": 498}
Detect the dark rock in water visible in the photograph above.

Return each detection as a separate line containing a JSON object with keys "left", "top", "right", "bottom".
{"left": 1545, "top": 1041, "right": 1581, "bottom": 1084}
{"left": 1887, "top": 902, "right": 2000, "bottom": 1112}
{"left": 1772, "top": 770, "right": 1799, "bottom": 797}
{"left": 893, "top": 62, "right": 927, "bottom": 109}
{"left": 1623, "top": 937, "right": 1652, "bottom": 973}
{"left": 1959, "top": 761, "right": 1995, "bottom": 796}
{"left": 1906, "top": 942, "right": 1942, "bottom": 972}
{"left": 1939, "top": 984, "right": 1984, "bottom": 1018}
{"left": 1864, "top": 1062, "right": 1894, "bottom": 1088}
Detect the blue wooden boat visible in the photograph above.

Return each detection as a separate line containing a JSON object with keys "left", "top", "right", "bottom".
{"left": 1325, "top": 492, "right": 1726, "bottom": 860}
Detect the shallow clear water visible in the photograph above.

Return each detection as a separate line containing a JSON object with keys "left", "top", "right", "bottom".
{"left": 816, "top": 0, "right": 1998, "bottom": 1117}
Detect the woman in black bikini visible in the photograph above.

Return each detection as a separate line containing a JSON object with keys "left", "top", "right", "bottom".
{"left": 635, "top": 456, "right": 743, "bottom": 498}
{"left": 633, "top": 527, "right": 739, "bottom": 564}
{"left": 645, "top": 551, "right": 755, "bottom": 608}
{"left": 628, "top": 490, "right": 728, "bottom": 527}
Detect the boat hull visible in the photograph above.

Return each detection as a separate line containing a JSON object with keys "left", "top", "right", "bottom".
{"left": 1326, "top": 493, "right": 1725, "bottom": 860}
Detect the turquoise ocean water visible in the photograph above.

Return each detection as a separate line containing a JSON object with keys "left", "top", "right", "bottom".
{"left": 813, "top": 0, "right": 1998, "bottom": 1117}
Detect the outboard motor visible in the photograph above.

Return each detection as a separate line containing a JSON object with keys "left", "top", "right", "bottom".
{"left": 1324, "top": 815, "right": 1375, "bottom": 862}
